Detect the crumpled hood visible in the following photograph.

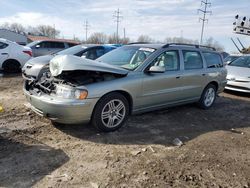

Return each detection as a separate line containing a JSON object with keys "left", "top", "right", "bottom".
{"left": 49, "top": 55, "right": 129, "bottom": 77}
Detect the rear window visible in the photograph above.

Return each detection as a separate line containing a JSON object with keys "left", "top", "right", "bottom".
{"left": 203, "top": 52, "right": 223, "bottom": 68}
{"left": 0, "top": 42, "right": 8, "bottom": 49}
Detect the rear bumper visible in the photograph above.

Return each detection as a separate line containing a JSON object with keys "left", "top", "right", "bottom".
{"left": 23, "top": 88, "right": 99, "bottom": 124}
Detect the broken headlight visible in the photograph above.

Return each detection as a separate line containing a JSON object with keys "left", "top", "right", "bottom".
{"left": 55, "top": 84, "right": 88, "bottom": 100}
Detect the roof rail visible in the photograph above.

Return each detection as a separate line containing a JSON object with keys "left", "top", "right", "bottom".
{"left": 127, "top": 42, "right": 150, "bottom": 45}
{"left": 162, "top": 43, "right": 216, "bottom": 51}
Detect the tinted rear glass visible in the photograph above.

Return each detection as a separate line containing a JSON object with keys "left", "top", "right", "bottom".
{"left": 203, "top": 52, "right": 223, "bottom": 68}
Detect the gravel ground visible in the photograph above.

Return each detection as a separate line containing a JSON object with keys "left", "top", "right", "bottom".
{"left": 0, "top": 74, "right": 250, "bottom": 188}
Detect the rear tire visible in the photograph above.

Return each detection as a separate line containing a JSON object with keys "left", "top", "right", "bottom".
{"left": 2, "top": 60, "right": 21, "bottom": 73}
{"left": 198, "top": 84, "right": 217, "bottom": 109}
{"left": 91, "top": 92, "right": 129, "bottom": 132}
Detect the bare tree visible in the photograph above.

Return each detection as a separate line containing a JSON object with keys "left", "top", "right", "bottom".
{"left": 137, "top": 35, "right": 153, "bottom": 43}
{"left": 204, "top": 37, "right": 224, "bottom": 51}
{"left": 0, "top": 22, "right": 25, "bottom": 34}
{"left": 34, "top": 25, "right": 60, "bottom": 38}
{"left": 108, "top": 33, "right": 129, "bottom": 44}
{"left": 87, "top": 32, "right": 108, "bottom": 44}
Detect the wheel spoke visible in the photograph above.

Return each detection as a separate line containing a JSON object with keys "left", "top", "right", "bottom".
{"left": 107, "top": 117, "right": 114, "bottom": 127}
{"left": 116, "top": 112, "right": 124, "bottom": 121}
{"left": 116, "top": 102, "right": 124, "bottom": 112}
{"left": 102, "top": 111, "right": 110, "bottom": 119}
{"left": 108, "top": 101, "right": 115, "bottom": 110}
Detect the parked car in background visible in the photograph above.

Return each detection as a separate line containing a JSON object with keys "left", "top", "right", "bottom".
{"left": 22, "top": 44, "right": 117, "bottom": 80}
{"left": 0, "top": 38, "right": 32, "bottom": 73}
{"left": 224, "top": 54, "right": 241, "bottom": 65}
{"left": 23, "top": 43, "right": 227, "bottom": 132}
{"left": 225, "top": 55, "right": 250, "bottom": 93}
{"left": 26, "top": 40, "right": 78, "bottom": 57}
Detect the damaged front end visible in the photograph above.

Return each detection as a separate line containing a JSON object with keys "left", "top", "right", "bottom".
{"left": 23, "top": 55, "right": 128, "bottom": 123}
{"left": 24, "top": 55, "right": 128, "bottom": 98}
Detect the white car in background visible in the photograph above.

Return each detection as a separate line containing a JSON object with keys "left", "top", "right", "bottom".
{"left": 0, "top": 38, "right": 32, "bottom": 72}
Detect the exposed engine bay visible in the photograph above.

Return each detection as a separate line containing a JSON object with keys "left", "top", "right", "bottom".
{"left": 23, "top": 55, "right": 128, "bottom": 96}
{"left": 24, "top": 70, "right": 125, "bottom": 95}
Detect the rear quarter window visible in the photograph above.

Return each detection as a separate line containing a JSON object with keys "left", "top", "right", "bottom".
{"left": 0, "top": 42, "right": 8, "bottom": 49}
{"left": 203, "top": 52, "right": 223, "bottom": 68}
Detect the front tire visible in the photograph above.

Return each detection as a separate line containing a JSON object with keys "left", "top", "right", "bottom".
{"left": 91, "top": 92, "right": 129, "bottom": 132}
{"left": 198, "top": 84, "right": 217, "bottom": 109}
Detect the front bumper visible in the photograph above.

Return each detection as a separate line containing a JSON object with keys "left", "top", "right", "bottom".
{"left": 225, "top": 80, "right": 250, "bottom": 93}
{"left": 23, "top": 88, "right": 99, "bottom": 124}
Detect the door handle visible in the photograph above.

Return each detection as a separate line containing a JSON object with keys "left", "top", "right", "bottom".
{"left": 1, "top": 53, "right": 8, "bottom": 55}
{"left": 176, "top": 76, "right": 181, "bottom": 79}
{"left": 202, "top": 73, "right": 206, "bottom": 76}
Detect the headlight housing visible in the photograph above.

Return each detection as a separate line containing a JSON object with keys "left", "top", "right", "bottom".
{"left": 55, "top": 84, "right": 88, "bottom": 100}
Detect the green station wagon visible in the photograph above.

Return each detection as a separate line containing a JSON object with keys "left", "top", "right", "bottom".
{"left": 23, "top": 43, "right": 227, "bottom": 132}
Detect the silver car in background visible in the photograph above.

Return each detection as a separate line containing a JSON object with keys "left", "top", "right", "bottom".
{"left": 225, "top": 55, "right": 250, "bottom": 93}
{"left": 26, "top": 40, "right": 78, "bottom": 57}
{"left": 23, "top": 43, "right": 227, "bottom": 132}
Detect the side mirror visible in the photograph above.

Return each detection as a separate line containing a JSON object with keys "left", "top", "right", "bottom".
{"left": 35, "top": 44, "right": 40, "bottom": 49}
{"left": 148, "top": 66, "right": 165, "bottom": 73}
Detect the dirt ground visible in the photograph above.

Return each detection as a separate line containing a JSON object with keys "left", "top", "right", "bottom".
{"left": 0, "top": 74, "right": 250, "bottom": 188}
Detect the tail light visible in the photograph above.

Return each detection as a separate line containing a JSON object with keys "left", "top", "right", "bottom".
{"left": 23, "top": 50, "right": 32, "bottom": 57}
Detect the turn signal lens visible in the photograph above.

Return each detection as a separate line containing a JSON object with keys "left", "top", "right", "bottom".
{"left": 75, "top": 90, "right": 88, "bottom": 100}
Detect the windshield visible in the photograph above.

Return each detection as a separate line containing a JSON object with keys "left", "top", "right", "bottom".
{"left": 224, "top": 55, "right": 240, "bottom": 63}
{"left": 97, "top": 46, "right": 155, "bottom": 70}
{"left": 56, "top": 45, "right": 86, "bottom": 55}
{"left": 26, "top": 41, "right": 39, "bottom": 47}
{"left": 229, "top": 56, "right": 250, "bottom": 68}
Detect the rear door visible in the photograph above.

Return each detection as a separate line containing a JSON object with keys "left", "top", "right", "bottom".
{"left": 140, "top": 50, "right": 183, "bottom": 108}
{"left": 180, "top": 50, "right": 207, "bottom": 100}
{"left": 0, "top": 42, "right": 9, "bottom": 66}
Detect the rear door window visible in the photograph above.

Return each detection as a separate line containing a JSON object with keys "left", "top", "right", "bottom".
{"left": 183, "top": 51, "right": 203, "bottom": 70}
{"left": 52, "top": 42, "right": 65, "bottom": 48}
{"left": 203, "top": 52, "right": 223, "bottom": 68}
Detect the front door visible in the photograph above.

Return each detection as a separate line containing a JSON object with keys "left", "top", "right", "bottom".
{"left": 140, "top": 50, "right": 183, "bottom": 109}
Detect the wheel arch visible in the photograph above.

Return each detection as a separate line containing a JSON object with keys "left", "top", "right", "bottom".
{"left": 94, "top": 90, "right": 133, "bottom": 115}
{"left": 207, "top": 81, "right": 219, "bottom": 91}
{"left": 2, "top": 59, "right": 21, "bottom": 69}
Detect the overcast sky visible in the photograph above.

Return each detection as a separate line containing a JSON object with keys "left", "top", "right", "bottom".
{"left": 0, "top": 0, "right": 250, "bottom": 52}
